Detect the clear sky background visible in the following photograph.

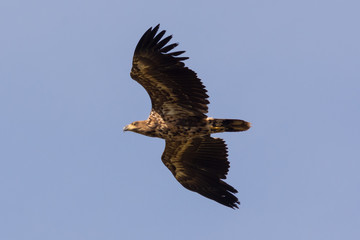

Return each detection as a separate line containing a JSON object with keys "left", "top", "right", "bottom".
{"left": 1, "top": 0, "right": 359, "bottom": 239}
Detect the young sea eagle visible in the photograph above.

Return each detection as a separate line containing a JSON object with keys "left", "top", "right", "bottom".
{"left": 124, "top": 25, "right": 251, "bottom": 209}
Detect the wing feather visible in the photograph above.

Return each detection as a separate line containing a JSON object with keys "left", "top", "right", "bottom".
{"left": 130, "top": 24, "right": 209, "bottom": 119}
{"left": 161, "top": 136, "right": 240, "bottom": 209}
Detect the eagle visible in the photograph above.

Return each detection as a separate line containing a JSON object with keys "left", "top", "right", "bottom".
{"left": 124, "top": 25, "right": 251, "bottom": 209}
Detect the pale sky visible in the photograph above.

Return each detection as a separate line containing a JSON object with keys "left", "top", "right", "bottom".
{"left": 1, "top": 0, "right": 359, "bottom": 239}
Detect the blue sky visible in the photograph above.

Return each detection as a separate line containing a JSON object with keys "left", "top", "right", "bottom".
{"left": 1, "top": 0, "right": 359, "bottom": 239}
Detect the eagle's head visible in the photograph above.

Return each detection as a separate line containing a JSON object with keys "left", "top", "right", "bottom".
{"left": 123, "top": 120, "right": 156, "bottom": 137}
{"left": 123, "top": 121, "right": 141, "bottom": 132}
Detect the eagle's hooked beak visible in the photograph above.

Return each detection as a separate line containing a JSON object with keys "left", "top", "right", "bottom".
{"left": 123, "top": 125, "right": 130, "bottom": 132}
{"left": 123, "top": 124, "right": 135, "bottom": 132}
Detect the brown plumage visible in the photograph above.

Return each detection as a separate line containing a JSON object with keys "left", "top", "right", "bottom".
{"left": 124, "top": 24, "right": 251, "bottom": 209}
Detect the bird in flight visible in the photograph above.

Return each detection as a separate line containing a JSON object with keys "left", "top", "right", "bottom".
{"left": 124, "top": 24, "right": 251, "bottom": 209}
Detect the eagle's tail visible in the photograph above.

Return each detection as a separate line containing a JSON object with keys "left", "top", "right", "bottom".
{"left": 207, "top": 118, "right": 251, "bottom": 133}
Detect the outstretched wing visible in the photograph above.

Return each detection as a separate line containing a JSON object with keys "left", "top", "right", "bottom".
{"left": 161, "top": 136, "right": 240, "bottom": 209}
{"left": 130, "top": 24, "right": 209, "bottom": 119}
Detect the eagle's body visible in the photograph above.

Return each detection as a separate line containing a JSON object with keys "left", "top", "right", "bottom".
{"left": 124, "top": 25, "right": 250, "bottom": 209}
{"left": 127, "top": 111, "right": 209, "bottom": 139}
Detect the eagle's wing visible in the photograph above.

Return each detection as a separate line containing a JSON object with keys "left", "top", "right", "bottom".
{"left": 130, "top": 24, "right": 209, "bottom": 119}
{"left": 161, "top": 136, "right": 240, "bottom": 209}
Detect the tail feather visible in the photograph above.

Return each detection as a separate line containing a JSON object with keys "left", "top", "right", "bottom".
{"left": 207, "top": 118, "right": 251, "bottom": 133}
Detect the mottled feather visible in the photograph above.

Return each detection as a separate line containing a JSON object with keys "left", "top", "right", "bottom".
{"left": 162, "top": 136, "right": 239, "bottom": 209}
{"left": 130, "top": 24, "right": 209, "bottom": 119}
